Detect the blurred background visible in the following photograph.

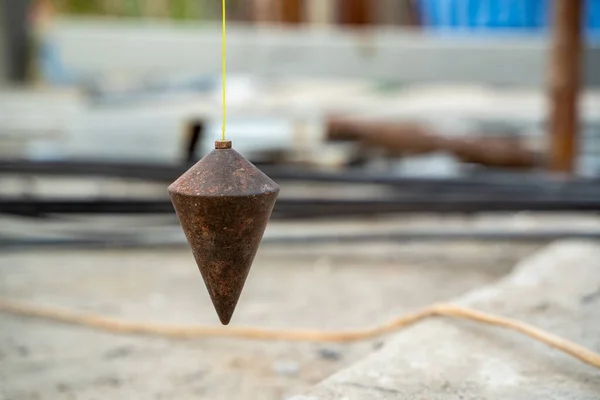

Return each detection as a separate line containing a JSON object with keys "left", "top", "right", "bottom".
{"left": 1, "top": 1, "right": 600, "bottom": 399}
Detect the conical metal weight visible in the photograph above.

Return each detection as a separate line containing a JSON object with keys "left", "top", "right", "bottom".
{"left": 168, "top": 140, "right": 279, "bottom": 324}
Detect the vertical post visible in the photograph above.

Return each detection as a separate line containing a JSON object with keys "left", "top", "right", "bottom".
{"left": 2, "top": 0, "right": 32, "bottom": 83}
{"left": 405, "top": 0, "right": 421, "bottom": 27}
{"left": 224, "top": 0, "right": 253, "bottom": 22}
{"left": 280, "top": 0, "right": 303, "bottom": 24}
{"left": 376, "top": 0, "right": 421, "bottom": 27}
{"left": 376, "top": 0, "right": 399, "bottom": 26}
{"left": 251, "top": 0, "right": 279, "bottom": 24}
{"left": 307, "top": 0, "right": 333, "bottom": 25}
{"left": 338, "top": 0, "right": 371, "bottom": 27}
{"left": 548, "top": 0, "right": 583, "bottom": 174}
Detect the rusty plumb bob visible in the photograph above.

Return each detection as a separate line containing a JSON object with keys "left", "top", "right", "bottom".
{"left": 168, "top": 140, "right": 280, "bottom": 324}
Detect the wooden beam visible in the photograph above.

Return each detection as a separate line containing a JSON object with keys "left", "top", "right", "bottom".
{"left": 548, "top": 0, "right": 584, "bottom": 174}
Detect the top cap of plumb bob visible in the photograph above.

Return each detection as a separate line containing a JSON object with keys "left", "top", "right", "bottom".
{"left": 215, "top": 140, "right": 232, "bottom": 149}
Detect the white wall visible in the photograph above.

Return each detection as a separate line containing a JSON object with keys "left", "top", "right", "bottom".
{"left": 42, "top": 18, "right": 600, "bottom": 87}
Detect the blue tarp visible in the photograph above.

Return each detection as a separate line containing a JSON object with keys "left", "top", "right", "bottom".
{"left": 418, "top": 0, "right": 600, "bottom": 36}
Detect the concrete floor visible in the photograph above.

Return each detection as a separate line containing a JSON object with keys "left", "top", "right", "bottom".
{"left": 298, "top": 241, "right": 600, "bottom": 399}
{"left": 0, "top": 238, "right": 538, "bottom": 400}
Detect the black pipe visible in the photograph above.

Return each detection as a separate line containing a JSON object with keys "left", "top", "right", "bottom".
{"left": 2, "top": 229, "right": 600, "bottom": 250}
{"left": 2, "top": 197, "right": 600, "bottom": 218}
{"left": 3, "top": 160, "right": 600, "bottom": 200}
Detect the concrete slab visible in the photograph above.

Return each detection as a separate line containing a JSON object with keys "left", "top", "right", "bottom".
{"left": 0, "top": 239, "right": 532, "bottom": 400}
{"left": 295, "top": 241, "right": 600, "bottom": 399}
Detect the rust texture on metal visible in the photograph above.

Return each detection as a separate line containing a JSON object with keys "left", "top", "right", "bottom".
{"left": 548, "top": 0, "right": 583, "bottom": 174}
{"left": 327, "top": 117, "right": 540, "bottom": 169}
{"left": 168, "top": 141, "right": 280, "bottom": 325}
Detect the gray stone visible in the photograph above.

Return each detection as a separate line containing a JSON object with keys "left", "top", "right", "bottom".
{"left": 95, "top": 375, "right": 122, "bottom": 387}
{"left": 317, "top": 346, "right": 343, "bottom": 361}
{"left": 273, "top": 360, "right": 301, "bottom": 378}
{"left": 297, "top": 241, "right": 600, "bottom": 399}
{"left": 103, "top": 345, "right": 133, "bottom": 360}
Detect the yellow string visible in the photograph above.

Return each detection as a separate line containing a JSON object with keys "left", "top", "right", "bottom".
{"left": 221, "top": 0, "right": 227, "bottom": 141}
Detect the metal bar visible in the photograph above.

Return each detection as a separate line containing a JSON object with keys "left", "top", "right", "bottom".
{"left": 4, "top": 229, "right": 600, "bottom": 249}
{"left": 2, "top": 160, "right": 600, "bottom": 194}
{"left": 548, "top": 0, "right": 584, "bottom": 174}
{"left": 2, "top": 197, "right": 600, "bottom": 218}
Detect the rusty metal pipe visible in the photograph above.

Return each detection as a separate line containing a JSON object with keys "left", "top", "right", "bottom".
{"left": 548, "top": 0, "right": 584, "bottom": 174}
{"left": 326, "top": 118, "right": 540, "bottom": 169}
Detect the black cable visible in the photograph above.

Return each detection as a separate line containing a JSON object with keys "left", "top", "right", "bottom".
{"left": 2, "top": 160, "right": 600, "bottom": 195}
{"left": 2, "top": 229, "right": 600, "bottom": 249}
{"left": 2, "top": 197, "right": 600, "bottom": 218}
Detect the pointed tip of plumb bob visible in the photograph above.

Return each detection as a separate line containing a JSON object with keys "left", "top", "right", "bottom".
{"left": 218, "top": 313, "right": 232, "bottom": 326}
{"left": 168, "top": 141, "right": 279, "bottom": 324}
